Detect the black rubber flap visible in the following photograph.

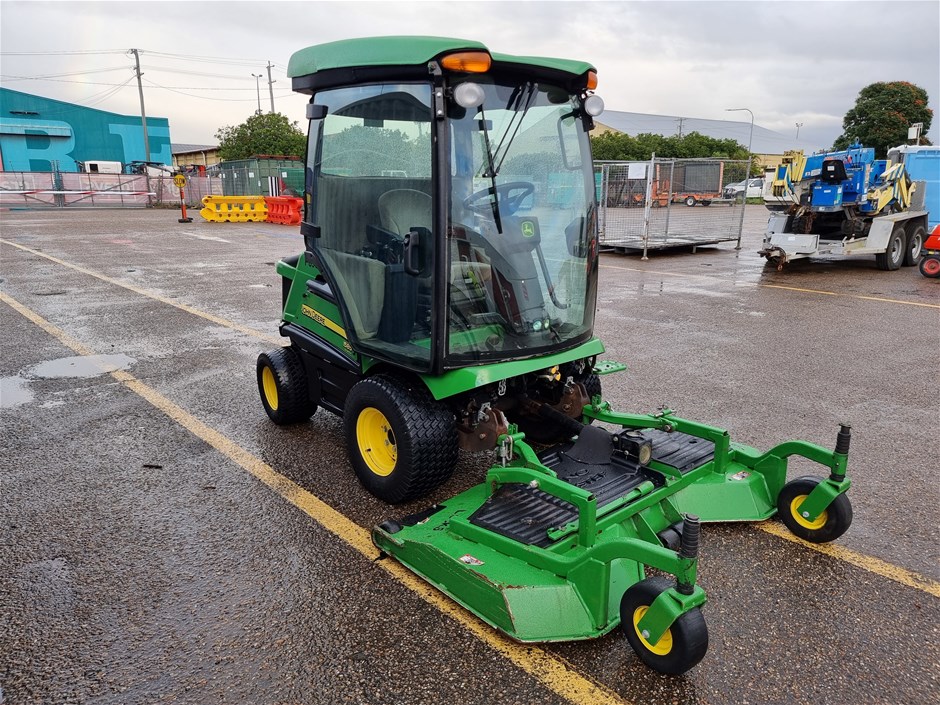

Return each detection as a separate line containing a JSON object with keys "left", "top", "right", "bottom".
{"left": 639, "top": 429, "right": 715, "bottom": 473}
{"left": 564, "top": 425, "right": 613, "bottom": 465}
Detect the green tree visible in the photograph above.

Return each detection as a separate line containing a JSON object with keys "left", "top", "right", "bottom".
{"left": 833, "top": 82, "right": 933, "bottom": 157}
{"left": 215, "top": 112, "right": 306, "bottom": 161}
{"left": 591, "top": 130, "right": 752, "bottom": 162}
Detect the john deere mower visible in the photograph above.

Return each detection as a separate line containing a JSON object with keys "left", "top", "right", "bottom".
{"left": 257, "top": 36, "right": 853, "bottom": 674}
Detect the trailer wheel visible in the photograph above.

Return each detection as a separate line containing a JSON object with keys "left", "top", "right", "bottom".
{"left": 701, "top": 200, "right": 712, "bottom": 207}
{"left": 777, "top": 476, "right": 852, "bottom": 543}
{"left": 919, "top": 255, "right": 940, "bottom": 278}
{"left": 684, "top": 196, "right": 697, "bottom": 207}
{"left": 257, "top": 347, "right": 317, "bottom": 425}
{"left": 903, "top": 225, "right": 926, "bottom": 267}
{"left": 344, "top": 375, "right": 458, "bottom": 504}
{"left": 875, "top": 225, "right": 905, "bottom": 271}
{"left": 620, "top": 577, "right": 708, "bottom": 675}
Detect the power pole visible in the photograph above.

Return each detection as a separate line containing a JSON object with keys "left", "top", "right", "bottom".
{"left": 266, "top": 61, "right": 276, "bottom": 113}
{"left": 129, "top": 48, "right": 150, "bottom": 162}
{"left": 676, "top": 117, "right": 685, "bottom": 139}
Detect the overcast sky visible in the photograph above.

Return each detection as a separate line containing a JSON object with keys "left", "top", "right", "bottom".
{"left": 2, "top": 0, "right": 937, "bottom": 152}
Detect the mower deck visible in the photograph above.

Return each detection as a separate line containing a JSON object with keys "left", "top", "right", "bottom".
{"left": 373, "top": 405, "right": 851, "bottom": 646}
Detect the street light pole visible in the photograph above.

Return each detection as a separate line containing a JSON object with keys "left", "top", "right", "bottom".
{"left": 795, "top": 122, "right": 803, "bottom": 140}
{"left": 726, "top": 107, "right": 754, "bottom": 154}
{"left": 251, "top": 73, "right": 263, "bottom": 115}
{"left": 725, "top": 107, "right": 754, "bottom": 251}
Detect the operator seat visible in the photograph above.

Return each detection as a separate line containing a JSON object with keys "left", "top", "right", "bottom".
{"left": 821, "top": 159, "right": 848, "bottom": 184}
{"left": 378, "top": 189, "right": 431, "bottom": 236}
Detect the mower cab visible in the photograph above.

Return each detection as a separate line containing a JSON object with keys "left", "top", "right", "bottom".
{"left": 255, "top": 36, "right": 854, "bottom": 675}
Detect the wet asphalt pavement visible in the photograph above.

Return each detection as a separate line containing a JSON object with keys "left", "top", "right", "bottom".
{"left": 1, "top": 208, "right": 938, "bottom": 705}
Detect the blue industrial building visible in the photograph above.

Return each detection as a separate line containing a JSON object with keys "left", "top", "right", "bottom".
{"left": 0, "top": 88, "right": 172, "bottom": 172}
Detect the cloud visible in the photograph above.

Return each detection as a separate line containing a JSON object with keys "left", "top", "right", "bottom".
{"left": 1, "top": 0, "right": 937, "bottom": 148}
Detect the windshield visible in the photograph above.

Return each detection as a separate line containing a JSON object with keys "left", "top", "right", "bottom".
{"left": 446, "top": 79, "right": 597, "bottom": 362}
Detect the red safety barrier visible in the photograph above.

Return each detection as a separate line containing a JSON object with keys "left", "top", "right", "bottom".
{"left": 264, "top": 196, "right": 304, "bottom": 225}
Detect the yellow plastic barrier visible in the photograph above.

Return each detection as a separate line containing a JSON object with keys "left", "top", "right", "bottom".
{"left": 200, "top": 195, "right": 268, "bottom": 223}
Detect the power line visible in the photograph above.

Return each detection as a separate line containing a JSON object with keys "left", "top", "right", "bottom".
{"left": 1, "top": 75, "right": 291, "bottom": 91}
{"left": 1, "top": 66, "right": 132, "bottom": 80}
{"left": 141, "top": 77, "right": 290, "bottom": 102}
{"left": 0, "top": 49, "right": 128, "bottom": 56}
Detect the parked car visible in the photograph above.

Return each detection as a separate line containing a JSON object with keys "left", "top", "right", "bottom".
{"left": 723, "top": 177, "right": 764, "bottom": 199}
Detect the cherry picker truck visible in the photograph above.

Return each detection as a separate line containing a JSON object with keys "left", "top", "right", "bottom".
{"left": 256, "top": 36, "right": 854, "bottom": 675}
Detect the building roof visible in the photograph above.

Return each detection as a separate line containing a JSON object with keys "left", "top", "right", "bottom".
{"left": 171, "top": 143, "right": 218, "bottom": 155}
{"left": 595, "top": 110, "right": 820, "bottom": 155}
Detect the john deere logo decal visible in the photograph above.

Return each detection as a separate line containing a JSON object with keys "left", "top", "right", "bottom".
{"left": 521, "top": 221, "right": 536, "bottom": 238}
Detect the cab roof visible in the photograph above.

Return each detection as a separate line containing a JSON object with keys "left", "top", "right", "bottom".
{"left": 287, "top": 36, "right": 595, "bottom": 91}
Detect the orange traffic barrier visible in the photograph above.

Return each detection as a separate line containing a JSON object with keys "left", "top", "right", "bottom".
{"left": 200, "top": 195, "right": 267, "bottom": 223}
{"left": 264, "top": 196, "right": 303, "bottom": 225}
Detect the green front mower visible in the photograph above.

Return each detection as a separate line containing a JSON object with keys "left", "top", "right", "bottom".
{"left": 255, "top": 36, "right": 853, "bottom": 674}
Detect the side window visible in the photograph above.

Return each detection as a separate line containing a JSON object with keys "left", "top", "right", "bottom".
{"left": 309, "top": 83, "right": 434, "bottom": 366}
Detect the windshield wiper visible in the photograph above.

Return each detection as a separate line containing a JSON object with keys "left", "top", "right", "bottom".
{"left": 478, "top": 82, "right": 537, "bottom": 179}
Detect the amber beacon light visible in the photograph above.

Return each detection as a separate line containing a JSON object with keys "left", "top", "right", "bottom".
{"left": 441, "top": 51, "right": 492, "bottom": 72}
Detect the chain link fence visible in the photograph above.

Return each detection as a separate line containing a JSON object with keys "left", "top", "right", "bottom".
{"left": 596, "top": 157, "right": 753, "bottom": 256}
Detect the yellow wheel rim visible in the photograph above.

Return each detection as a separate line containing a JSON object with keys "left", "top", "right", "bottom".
{"left": 357, "top": 407, "right": 397, "bottom": 477}
{"left": 261, "top": 365, "right": 278, "bottom": 411}
{"left": 633, "top": 606, "right": 673, "bottom": 656}
{"left": 790, "top": 494, "right": 828, "bottom": 530}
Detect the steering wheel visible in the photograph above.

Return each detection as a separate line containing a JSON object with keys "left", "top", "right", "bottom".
{"left": 463, "top": 181, "right": 535, "bottom": 216}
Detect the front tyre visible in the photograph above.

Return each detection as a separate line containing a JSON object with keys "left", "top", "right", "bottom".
{"left": 620, "top": 577, "right": 708, "bottom": 675}
{"left": 344, "top": 375, "right": 458, "bottom": 504}
{"left": 777, "top": 476, "right": 852, "bottom": 543}
{"left": 257, "top": 347, "right": 316, "bottom": 425}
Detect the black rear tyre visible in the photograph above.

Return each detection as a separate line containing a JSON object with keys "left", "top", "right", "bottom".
{"left": 344, "top": 375, "right": 458, "bottom": 504}
{"left": 875, "top": 225, "right": 905, "bottom": 271}
{"left": 903, "top": 225, "right": 926, "bottom": 267}
{"left": 620, "top": 576, "right": 708, "bottom": 675}
{"left": 257, "top": 347, "right": 316, "bottom": 425}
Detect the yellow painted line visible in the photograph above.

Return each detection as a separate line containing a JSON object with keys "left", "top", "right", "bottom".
{"left": 5, "top": 242, "right": 939, "bottom": 597}
{"left": 600, "top": 261, "right": 940, "bottom": 309}
{"left": 0, "top": 289, "right": 627, "bottom": 705}
{"left": 0, "top": 238, "right": 284, "bottom": 345}
{"left": 757, "top": 522, "right": 940, "bottom": 597}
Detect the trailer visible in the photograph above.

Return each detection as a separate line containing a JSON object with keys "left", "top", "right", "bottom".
{"left": 760, "top": 143, "right": 934, "bottom": 270}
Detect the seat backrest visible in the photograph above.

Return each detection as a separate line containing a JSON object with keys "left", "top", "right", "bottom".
{"left": 378, "top": 189, "right": 432, "bottom": 236}
{"left": 821, "top": 159, "right": 848, "bottom": 185}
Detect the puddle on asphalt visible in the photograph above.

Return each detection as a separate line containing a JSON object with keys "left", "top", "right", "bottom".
{"left": 1, "top": 354, "right": 136, "bottom": 409}
{"left": 0, "top": 376, "right": 34, "bottom": 408}
{"left": 28, "top": 354, "right": 135, "bottom": 379}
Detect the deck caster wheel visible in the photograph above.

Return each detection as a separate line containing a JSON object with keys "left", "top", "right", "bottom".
{"left": 344, "top": 375, "right": 458, "bottom": 504}
{"left": 257, "top": 347, "right": 316, "bottom": 425}
{"left": 777, "top": 476, "right": 852, "bottom": 543}
{"left": 620, "top": 577, "right": 708, "bottom": 675}
{"left": 920, "top": 255, "right": 940, "bottom": 278}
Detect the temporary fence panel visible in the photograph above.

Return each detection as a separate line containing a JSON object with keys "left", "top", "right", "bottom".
{"left": 216, "top": 164, "right": 304, "bottom": 197}
{"left": 0, "top": 172, "right": 58, "bottom": 207}
{"left": 0, "top": 171, "right": 223, "bottom": 209}
{"left": 596, "top": 158, "right": 752, "bottom": 255}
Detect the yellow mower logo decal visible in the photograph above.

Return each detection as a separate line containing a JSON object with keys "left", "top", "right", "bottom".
{"left": 301, "top": 304, "right": 347, "bottom": 339}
